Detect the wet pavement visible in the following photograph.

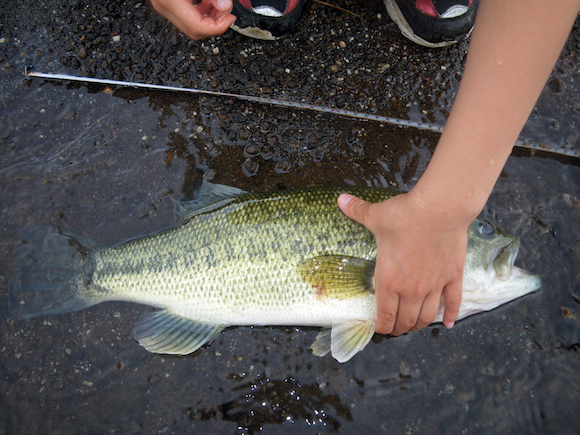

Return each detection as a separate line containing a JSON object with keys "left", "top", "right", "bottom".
{"left": 1, "top": 0, "right": 580, "bottom": 434}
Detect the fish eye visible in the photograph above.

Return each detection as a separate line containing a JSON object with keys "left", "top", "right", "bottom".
{"left": 477, "top": 220, "right": 495, "bottom": 237}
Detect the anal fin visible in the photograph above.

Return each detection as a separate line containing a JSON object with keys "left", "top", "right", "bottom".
{"left": 311, "top": 328, "right": 332, "bottom": 357}
{"left": 133, "top": 310, "right": 225, "bottom": 355}
{"left": 311, "top": 319, "right": 376, "bottom": 363}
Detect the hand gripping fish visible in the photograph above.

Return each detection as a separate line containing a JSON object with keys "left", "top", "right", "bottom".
{"left": 2, "top": 184, "right": 541, "bottom": 362}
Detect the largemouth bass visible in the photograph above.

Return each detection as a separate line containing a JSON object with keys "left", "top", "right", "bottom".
{"left": 3, "top": 184, "right": 541, "bottom": 362}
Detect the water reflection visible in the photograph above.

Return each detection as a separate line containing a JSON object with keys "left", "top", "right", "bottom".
{"left": 181, "top": 373, "right": 353, "bottom": 433}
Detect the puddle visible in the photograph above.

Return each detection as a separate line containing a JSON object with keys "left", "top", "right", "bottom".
{"left": 1, "top": 1, "right": 580, "bottom": 434}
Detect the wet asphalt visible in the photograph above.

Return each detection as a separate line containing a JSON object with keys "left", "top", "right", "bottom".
{"left": 1, "top": 1, "right": 580, "bottom": 434}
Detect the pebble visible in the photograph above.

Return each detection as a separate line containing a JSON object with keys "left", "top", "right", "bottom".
{"left": 243, "top": 143, "right": 261, "bottom": 158}
{"left": 238, "top": 128, "right": 250, "bottom": 141}
{"left": 274, "top": 158, "right": 292, "bottom": 174}
{"left": 242, "top": 159, "right": 259, "bottom": 177}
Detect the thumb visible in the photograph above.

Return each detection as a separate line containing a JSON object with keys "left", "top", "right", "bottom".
{"left": 337, "top": 193, "right": 372, "bottom": 227}
{"left": 211, "top": 0, "right": 232, "bottom": 12}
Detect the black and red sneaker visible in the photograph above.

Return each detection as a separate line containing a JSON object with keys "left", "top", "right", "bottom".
{"left": 384, "top": 0, "right": 480, "bottom": 47}
{"left": 231, "top": 0, "right": 308, "bottom": 40}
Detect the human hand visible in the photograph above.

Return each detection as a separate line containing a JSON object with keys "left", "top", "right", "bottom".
{"left": 337, "top": 191, "right": 468, "bottom": 335}
{"left": 151, "top": 0, "right": 236, "bottom": 40}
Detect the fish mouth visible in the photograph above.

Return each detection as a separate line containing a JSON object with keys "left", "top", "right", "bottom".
{"left": 491, "top": 235, "right": 541, "bottom": 291}
{"left": 492, "top": 235, "right": 520, "bottom": 281}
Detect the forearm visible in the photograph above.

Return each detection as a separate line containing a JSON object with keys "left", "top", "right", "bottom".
{"left": 413, "top": 0, "right": 580, "bottom": 227}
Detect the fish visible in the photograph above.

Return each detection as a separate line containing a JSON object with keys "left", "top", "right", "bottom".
{"left": 1, "top": 183, "right": 541, "bottom": 363}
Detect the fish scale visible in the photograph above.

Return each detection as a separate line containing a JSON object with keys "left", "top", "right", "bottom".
{"left": 84, "top": 187, "right": 388, "bottom": 327}
{"left": 4, "top": 184, "right": 541, "bottom": 363}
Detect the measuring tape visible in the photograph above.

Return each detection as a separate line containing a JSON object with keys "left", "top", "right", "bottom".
{"left": 25, "top": 69, "right": 580, "bottom": 159}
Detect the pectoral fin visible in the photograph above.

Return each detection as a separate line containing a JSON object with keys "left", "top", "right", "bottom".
{"left": 133, "top": 310, "right": 225, "bottom": 355}
{"left": 311, "top": 319, "right": 376, "bottom": 363}
{"left": 298, "top": 255, "right": 375, "bottom": 300}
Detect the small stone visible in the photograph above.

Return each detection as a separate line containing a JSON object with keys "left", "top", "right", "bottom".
{"left": 242, "top": 159, "right": 259, "bottom": 177}
{"left": 378, "top": 63, "right": 390, "bottom": 73}
{"left": 274, "top": 158, "right": 291, "bottom": 174}
{"left": 244, "top": 143, "right": 260, "bottom": 158}
{"left": 548, "top": 77, "right": 564, "bottom": 93}
{"left": 238, "top": 128, "right": 250, "bottom": 141}
{"left": 561, "top": 307, "right": 572, "bottom": 318}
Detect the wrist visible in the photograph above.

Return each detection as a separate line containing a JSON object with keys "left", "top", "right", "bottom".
{"left": 406, "top": 181, "right": 482, "bottom": 233}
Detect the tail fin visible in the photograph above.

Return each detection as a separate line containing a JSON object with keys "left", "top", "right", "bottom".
{"left": 1, "top": 226, "right": 97, "bottom": 319}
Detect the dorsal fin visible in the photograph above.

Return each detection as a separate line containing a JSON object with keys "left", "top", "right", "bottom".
{"left": 175, "top": 181, "right": 249, "bottom": 222}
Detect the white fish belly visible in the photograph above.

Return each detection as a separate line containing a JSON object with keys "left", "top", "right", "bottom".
{"left": 95, "top": 254, "right": 377, "bottom": 327}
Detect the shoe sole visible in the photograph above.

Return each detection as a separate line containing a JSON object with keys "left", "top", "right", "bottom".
{"left": 383, "top": 0, "right": 473, "bottom": 48}
{"left": 230, "top": 0, "right": 308, "bottom": 39}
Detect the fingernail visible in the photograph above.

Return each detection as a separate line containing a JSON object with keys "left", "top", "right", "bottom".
{"left": 337, "top": 193, "right": 354, "bottom": 207}
{"left": 216, "top": 0, "right": 230, "bottom": 10}
{"left": 445, "top": 320, "right": 455, "bottom": 329}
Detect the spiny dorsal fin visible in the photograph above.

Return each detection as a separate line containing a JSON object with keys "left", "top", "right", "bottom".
{"left": 298, "top": 255, "right": 375, "bottom": 300}
{"left": 175, "top": 181, "right": 248, "bottom": 222}
{"left": 133, "top": 310, "right": 225, "bottom": 355}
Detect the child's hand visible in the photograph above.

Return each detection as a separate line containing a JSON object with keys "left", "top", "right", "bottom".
{"left": 338, "top": 191, "right": 468, "bottom": 335}
{"left": 151, "top": 0, "right": 236, "bottom": 40}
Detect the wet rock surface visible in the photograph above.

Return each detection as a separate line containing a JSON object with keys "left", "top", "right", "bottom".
{"left": 1, "top": 1, "right": 580, "bottom": 434}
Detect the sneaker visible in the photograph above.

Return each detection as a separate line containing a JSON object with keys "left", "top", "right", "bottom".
{"left": 230, "top": 0, "right": 308, "bottom": 40}
{"left": 384, "top": 0, "right": 480, "bottom": 47}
